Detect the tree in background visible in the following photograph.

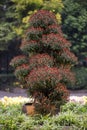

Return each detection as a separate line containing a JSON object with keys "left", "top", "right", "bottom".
{"left": 0, "top": 0, "right": 17, "bottom": 51}
{"left": 10, "top": 10, "right": 77, "bottom": 114}
{"left": 62, "top": 0, "right": 87, "bottom": 59}
{"left": 0, "top": 0, "right": 63, "bottom": 50}
{"left": 76, "top": 0, "right": 87, "bottom": 7}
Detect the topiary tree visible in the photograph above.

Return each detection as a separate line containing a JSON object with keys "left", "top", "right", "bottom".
{"left": 10, "top": 10, "right": 77, "bottom": 114}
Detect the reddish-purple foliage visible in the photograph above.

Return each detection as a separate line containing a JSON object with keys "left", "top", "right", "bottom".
{"left": 26, "top": 27, "right": 43, "bottom": 36}
{"left": 42, "top": 33, "right": 71, "bottom": 49}
{"left": 29, "top": 53, "right": 54, "bottom": 68}
{"left": 10, "top": 10, "right": 77, "bottom": 114}
{"left": 29, "top": 10, "right": 57, "bottom": 27}
{"left": 61, "top": 48, "right": 77, "bottom": 63}
{"left": 46, "top": 24, "right": 62, "bottom": 35}
{"left": 26, "top": 66, "right": 62, "bottom": 87}
{"left": 10, "top": 55, "right": 28, "bottom": 68}
{"left": 49, "top": 83, "right": 70, "bottom": 103}
{"left": 20, "top": 39, "right": 39, "bottom": 53}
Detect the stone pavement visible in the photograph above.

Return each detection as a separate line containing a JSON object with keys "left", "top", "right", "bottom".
{"left": 70, "top": 89, "right": 87, "bottom": 97}
{"left": 0, "top": 90, "right": 27, "bottom": 98}
{"left": 0, "top": 89, "right": 87, "bottom": 98}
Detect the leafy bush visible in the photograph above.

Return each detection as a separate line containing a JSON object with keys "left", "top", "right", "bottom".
{"left": 10, "top": 10, "right": 77, "bottom": 114}
{"left": 61, "top": 102, "right": 87, "bottom": 114}
{"left": 10, "top": 55, "right": 28, "bottom": 68}
{"left": 15, "top": 64, "right": 30, "bottom": 82}
{"left": 0, "top": 101, "right": 87, "bottom": 130}
{"left": 29, "top": 54, "right": 54, "bottom": 68}
{"left": 68, "top": 67, "right": 87, "bottom": 90}
{"left": 55, "top": 111, "right": 80, "bottom": 127}
{"left": 62, "top": 0, "right": 87, "bottom": 58}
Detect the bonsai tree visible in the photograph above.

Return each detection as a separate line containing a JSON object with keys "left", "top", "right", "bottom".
{"left": 10, "top": 10, "right": 77, "bottom": 114}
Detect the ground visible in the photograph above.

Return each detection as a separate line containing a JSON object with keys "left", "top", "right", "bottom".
{"left": 0, "top": 88, "right": 87, "bottom": 98}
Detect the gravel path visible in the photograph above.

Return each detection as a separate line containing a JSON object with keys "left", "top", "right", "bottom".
{"left": 70, "top": 90, "right": 87, "bottom": 97}
{"left": 0, "top": 90, "right": 27, "bottom": 98}
{"left": 0, "top": 89, "right": 87, "bottom": 98}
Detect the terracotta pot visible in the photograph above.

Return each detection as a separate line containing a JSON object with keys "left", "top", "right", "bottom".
{"left": 22, "top": 103, "right": 36, "bottom": 115}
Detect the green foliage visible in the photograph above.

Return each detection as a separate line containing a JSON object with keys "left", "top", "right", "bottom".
{"left": 43, "top": 0, "right": 64, "bottom": 13}
{"left": 11, "top": 0, "right": 63, "bottom": 18}
{"left": 0, "top": 104, "right": 26, "bottom": 130}
{"left": 0, "top": 23, "right": 16, "bottom": 50}
{"left": 76, "top": 0, "right": 87, "bottom": 7}
{"left": 56, "top": 111, "right": 80, "bottom": 127}
{"left": 62, "top": 0, "right": 87, "bottom": 58}
{"left": 0, "top": 102, "right": 87, "bottom": 130}
{"left": 11, "top": 0, "right": 43, "bottom": 12}
{"left": 61, "top": 102, "right": 87, "bottom": 114}
{"left": 0, "top": 0, "right": 17, "bottom": 51}
{"left": 68, "top": 67, "right": 87, "bottom": 90}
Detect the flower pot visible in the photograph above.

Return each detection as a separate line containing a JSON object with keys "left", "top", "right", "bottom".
{"left": 22, "top": 103, "right": 36, "bottom": 115}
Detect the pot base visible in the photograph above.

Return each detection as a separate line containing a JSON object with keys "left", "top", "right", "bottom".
{"left": 22, "top": 103, "right": 36, "bottom": 115}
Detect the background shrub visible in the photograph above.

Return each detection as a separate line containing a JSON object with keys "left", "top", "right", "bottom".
{"left": 0, "top": 74, "right": 15, "bottom": 91}
{"left": 68, "top": 67, "right": 87, "bottom": 90}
